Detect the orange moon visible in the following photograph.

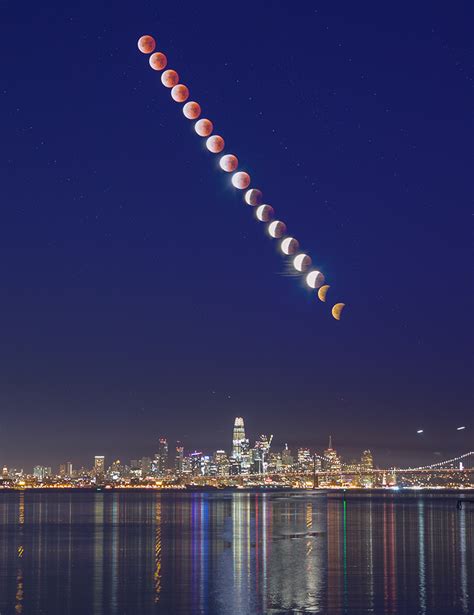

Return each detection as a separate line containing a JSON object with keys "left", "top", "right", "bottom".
{"left": 137, "top": 35, "right": 156, "bottom": 54}
{"left": 332, "top": 303, "right": 345, "bottom": 320}
{"left": 256, "top": 204, "right": 274, "bottom": 222}
{"left": 149, "top": 52, "right": 167, "bottom": 71}
{"left": 317, "top": 285, "right": 330, "bottom": 302}
{"left": 161, "top": 70, "right": 179, "bottom": 88}
{"left": 183, "top": 101, "right": 201, "bottom": 120}
{"left": 195, "top": 119, "right": 213, "bottom": 137}
{"left": 171, "top": 84, "right": 189, "bottom": 102}
{"left": 244, "top": 189, "right": 262, "bottom": 206}
{"left": 219, "top": 154, "right": 238, "bottom": 172}
{"left": 231, "top": 172, "right": 251, "bottom": 190}
{"left": 206, "top": 135, "right": 225, "bottom": 153}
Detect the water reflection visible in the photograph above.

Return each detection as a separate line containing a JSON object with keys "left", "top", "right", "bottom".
{"left": 0, "top": 491, "right": 471, "bottom": 614}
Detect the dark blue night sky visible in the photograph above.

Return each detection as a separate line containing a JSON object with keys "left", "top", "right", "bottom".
{"left": 1, "top": 1, "right": 471, "bottom": 468}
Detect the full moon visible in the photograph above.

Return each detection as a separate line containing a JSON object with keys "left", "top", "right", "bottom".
{"left": 317, "top": 285, "right": 330, "bottom": 302}
{"left": 171, "top": 84, "right": 189, "bottom": 102}
{"left": 332, "top": 303, "right": 345, "bottom": 320}
{"left": 280, "top": 237, "right": 299, "bottom": 255}
{"left": 231, "top": 172, "right": 251, "bottom": 190}
{"left": 194, "top": 119, "right": 213, "bottom": 137}
{"left": 293, "top": 254, "right": 312, "bottom": 272}
{"left": 149, "top": 52, "right": 167, "bottom": 71}
{"left": 206, "top": 135, "right": 225, "bottom": 153}
{"left": 306, "top": 270, "right": 325, "bottom": 289}
{"left": 182, "top": 101, "right": 201, "bottom": 120}
{"left": 219, "top": 154, "right": 238, "bottom": 172}
{"left": 161, "top": 70, "right": 179, "bottom": 88}
{"left": 138, "top": 35, "right": 156, "bottom": 54}
{"left": 268, "top": 220, "right": 287, "bottom": 238}
{"left": 256, "top": 204, "right": 274, "bottom": 222}
{"left": 244, "top": 189, "right": 262, "bottom": 206}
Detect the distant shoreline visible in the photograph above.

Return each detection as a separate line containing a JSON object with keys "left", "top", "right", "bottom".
{"left": 0, "top": 487, "right": 472, "bottom": 495}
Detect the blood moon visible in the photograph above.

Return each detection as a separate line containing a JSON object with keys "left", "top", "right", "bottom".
{"left": 161, "top": 70, "right": 179, "bottom": 88}
{"left": 138, "top": 35, "right": 156, "bottom": 54}
{"left": 206, "top": 136, "right": 225, "bottom": 153}
{"left": 219, "top": 154, "right": 238, "bottom": 172}
{"left": 183, "top": 102, "right": 201, "bottom": 120}
{"left": 149, "top": 52, "right": 167, "bottom": 71}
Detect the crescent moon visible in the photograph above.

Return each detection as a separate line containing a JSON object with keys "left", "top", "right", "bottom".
{"left": 317, "top": 285, "right": 330, "bottom": 302}
{"left": 332, "top": 303, "right": 345, "bottom": 320}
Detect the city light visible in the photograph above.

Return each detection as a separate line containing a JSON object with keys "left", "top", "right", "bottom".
{"left": 0, "top": 418, "right": 472, "bottom": 491}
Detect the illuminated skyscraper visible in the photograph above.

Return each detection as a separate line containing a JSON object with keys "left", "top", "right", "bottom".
{"left": 175, "top": 442, "right": 184, "bottom": 474}
{"left": 233, "top": 416, "right": 252, "bottom": 461}
{"left": 66, "top": 461, "right": 73, "bottom": 477}
{"left": 232, "top": 417, "right": 245, "bottom": 459}
{"left": 360, "top": 449, "right": 374, "bottom": 488}
{"left": 94, "top": 456, "right": 105, "bottom": 477}
{"left": 157, "top": 438, "right": 168, "bottom": 475}
{"left": 323, "top": 437, "right": 342, "bottom": 474}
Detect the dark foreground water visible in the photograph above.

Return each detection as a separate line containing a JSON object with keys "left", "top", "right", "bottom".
{"left": 0, "top": 491, "right": 472, "bottom": 614}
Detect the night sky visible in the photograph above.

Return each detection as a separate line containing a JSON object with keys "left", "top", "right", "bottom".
{"left": 1, "top": 1, "right": 471, "bottom": 470}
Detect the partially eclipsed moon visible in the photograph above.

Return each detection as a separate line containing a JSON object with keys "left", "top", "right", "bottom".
{"left": 317, "top": 285, "right": 330, "bottom": 302}
{"left": 138, "top": 35, "right": 156, "bottom": 54}
{"left": 293, "top": 254, "right": 312, "bottom": 272}
{"left": 332, "top": 303, "right": 345, "bottom": 320}
{"left": 244, "top": 189, "right": 262, "bottom": 206}
{"left": 268, "top": 220, "right": 287, "bottom": 239}
{"left": 206, "top": 135, "right": 225, "bottom": 153}
{"left": 256, "top": 205, "right": 274, "bottom": 222}
{"left": 306, "top": 270, "right": 325, "bottom": 289}
{"left": 194, "top": 119, "right": 213, "bottom": 137}
{"left": 280, "top": 237, "right": 299, "bottom": 255}
{"left": 219, "top": 154, "right": 238, "bottom": 172}
{"left": 232, "top": 172, "right": 251, "bottom": 189}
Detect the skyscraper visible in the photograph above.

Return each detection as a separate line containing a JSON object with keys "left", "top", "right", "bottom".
{"left": 175, "top": 442, "right": 184, "bottom": 474}
{"left": 360, "top": 450, "right": 374, "bottom": 488}
{"left": 94, "top": 456, "right": 105, "bottom": 477}
{"left": 323, "top": 437, "right": 342, "bottom": 474}
{"left": 157, "top": 438, "right": 169, "bottom": 475}
{"left": 232, "top": 417, "right": 246, "bottom": 460}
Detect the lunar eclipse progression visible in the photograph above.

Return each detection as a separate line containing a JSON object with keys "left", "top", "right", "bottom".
{"left": 137, "top": 34, "right": 345, "bottom": 320}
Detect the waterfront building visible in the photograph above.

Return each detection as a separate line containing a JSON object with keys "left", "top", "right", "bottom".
{"left": 94, "top": 456, "right": 105, "bottom": 478}
{"left": 175, "top": 442, "right": 184, "bottom": 474}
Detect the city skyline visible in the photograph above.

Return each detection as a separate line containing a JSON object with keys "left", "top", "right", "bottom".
{"left": 3, "top": 415, "right": 472, "bottom": 478}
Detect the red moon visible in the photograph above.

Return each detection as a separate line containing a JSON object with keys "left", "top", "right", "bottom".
{"left": 232, "top": 172, "right": 251, "bottom": 190}
{"left": 171, "top": 84, "right": 189, "bottom": 102}
{"left": 161, "top": 70, "right": 179, "bottom": 88}
{"left": 195, "top": 119, "right": 213, "bottom": 137}
{"left": 206, "top": 135, "right": 225, "bottom": 153}
{"left": 149, "top": 52, "right": 167, "bottom": 71}
{"left": 183, "top": 101, "right": 201, "bottom": 120}
{"left": 137, "top": 35, "right": 156, "bottom": 54}
{"left": 219, "top": 154, "right": 238, "bottom": 172}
